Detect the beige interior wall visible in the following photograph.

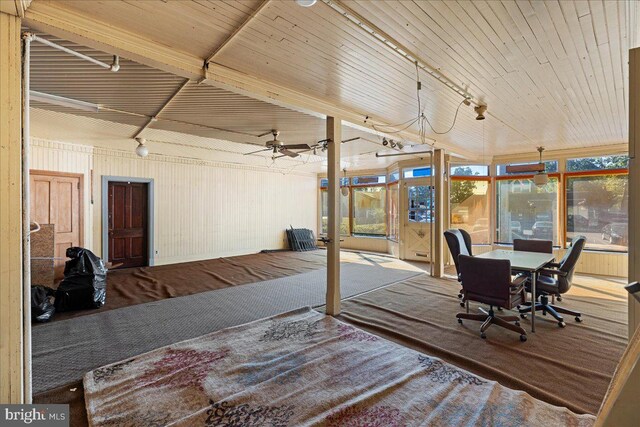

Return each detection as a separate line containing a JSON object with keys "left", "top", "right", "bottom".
{"left": 0, "top": 11, "right": 24, "bottom": 404}
{"left": 29, "top": 138, "right": 318, "bottom": 265}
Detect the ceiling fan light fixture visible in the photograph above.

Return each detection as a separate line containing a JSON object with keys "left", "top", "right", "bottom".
{"left": 533, "top": 146, "right": 547, "bottom": 186}
{"left": 533, "top": 172, "right": 549, "bottom": 186}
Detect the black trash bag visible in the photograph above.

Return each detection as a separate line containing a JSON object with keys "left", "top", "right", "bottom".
{"left": 31, "top": 285, "right": 56, "bottom": 322}
{"left": 55, "top": 247, "right": 107, "bottom": 312}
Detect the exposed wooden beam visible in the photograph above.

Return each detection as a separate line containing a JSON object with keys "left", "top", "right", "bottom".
{"left": 0, "top": 0, "right": 31, "bottom": 17}
{"left": 204, "top": 0, "right": 271, "bottom": 65}
{"left": 23, "top": 1, "right": 477, "bottom": 159}
{"left": 133, "top": 79, "right": 190, "bottom": 139}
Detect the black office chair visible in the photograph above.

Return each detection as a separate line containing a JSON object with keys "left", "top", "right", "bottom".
{"left": 513, "top": 239, "right": 553, "bottom": 254}
{"left": 519, "top": 236, "right": 586, "bottom": 327}
{"left": 513, "top": 238, "right": 559, "bottom": 299}
{"left": 457, "top": 255, "right": 528, "bottom": 341}
{"left": 444, "top": 229, "right": 472, "bottom": 306}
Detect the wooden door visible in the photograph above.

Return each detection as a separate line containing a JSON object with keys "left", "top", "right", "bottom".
{"left": 30, "top": 171, "right": 83, "bottom": 278}
{"left": 108, "top": 182, "right": 148, "bottom": 268}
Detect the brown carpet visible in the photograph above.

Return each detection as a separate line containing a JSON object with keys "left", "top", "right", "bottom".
{"left": 335, "top": 273, "right": 628, "bottom": 415}
{"left": 48, "top": 250, "right": 327, "bottom": 322}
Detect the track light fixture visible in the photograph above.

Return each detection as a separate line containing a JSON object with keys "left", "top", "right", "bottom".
{"left": 135, "top": 137, "right": 149, "bottom": 158}
{"left": 474, "top": 104, "right": 487, "bottom": 120}
{"left": 390, "top": 140, "right": 397, "bottom": 148}
{"left": 397, "top": 142, "right": 404, "bottom": 150}
{"left": 382, "top": 137, "right": 389, "bottom": 146}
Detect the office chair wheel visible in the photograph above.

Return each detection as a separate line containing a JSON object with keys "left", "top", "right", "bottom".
{"left": 557, "top": 295, "right": 562, "bottom": 301}
{"left": 520, "top": 335, "right": 527, "bottom": 342}
{"left": 520, "top": 314, "right": 527, "bottom": 319}
{"left": 542, "top": 311, "right": 547, "bottom": 316}
{"left": 497, "top": 307, "right": 503, "bottom": 311}
{"left": 458, "top": 293, "right": 463, "bottom": 299}
{"left": 575, "top": 316, "right": 582, "bottom": 323}
{"left": 480, "top": 332, "right": 487, "bottom": 339}
{"left": 515, "top": 321, "right": 520, "bottom": 327}
{"left": 558, "top": 321, "right": 566, "bottom": 328}
{"left": 457, "top": 318, "right": 463, "bottom": 324}
{"left": 460, "top": 302, "right": 465, "bottom": 308}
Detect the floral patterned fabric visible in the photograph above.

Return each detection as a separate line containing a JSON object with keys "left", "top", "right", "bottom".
{"left": 84, "top": 308, "right": 595, "bottom": 426}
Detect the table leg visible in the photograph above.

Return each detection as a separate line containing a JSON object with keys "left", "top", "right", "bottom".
{"left": 530, "top": 270, "right": 536, "bottom": 333}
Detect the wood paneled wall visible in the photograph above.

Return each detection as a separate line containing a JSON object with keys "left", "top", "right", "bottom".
{"left": 30, "top": 138, "right": 317, "bottom": 265}
{"left": 0, "top": 11, "right": 24, "bottom": 404}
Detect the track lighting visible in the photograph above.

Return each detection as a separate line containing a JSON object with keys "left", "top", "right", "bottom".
{"left": 397, "top": 142, "right": 404, "bottom": 150}
{"left": 390, "top": 140, "right": 397, "bottom": 148}
{"left": 295, "top": 0, "right": 317, "bottom": 6}
{"left": 382, "top": 137, "right": 389, "bottom": 146}
{"left": 135, "top": 138, "right": 149, "bottom": 158}
{"left": 474, "top": 104, "right": 487, "bottom": 120}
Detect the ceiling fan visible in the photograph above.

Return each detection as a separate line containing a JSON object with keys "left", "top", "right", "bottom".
{"left": 244, "top": 130, "right": 310, "bottom": 158}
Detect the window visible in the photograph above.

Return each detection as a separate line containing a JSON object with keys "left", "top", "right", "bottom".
{"left": 352, "top": 175, "right": 386, "bottom": 185}
{"left": 403, "top": 166, "right": 431, "bottom": 179}
{"left": 450, "top": 178, "right": 491, "bottom": 244}
{"left": 496, "top": 161, "right": 558, "bottom": 176}
{"left": 407, "top": 185, "right": 433, "bottom": 223}
{"left": 352, "top": 186, "right": 386, "bottom": 235}
{"left": 388, "top": 171, "right": 400, "bottom": 183}
{"left": 567, "top": 155, "right": 629, "bottom": 172}
{"left": 450, "top": 165, "right": 489, "bottom": 176}
{"left": 496, "top": 177, "right": 559, "bottom": 245}
{"left": 566, "top": 173, "right": 628, "bottom": 251}
{"left": 320, "top": 189, "right": 349, "bottom": 235}
{"left": 388, "top": 183, "right": 399, "bottom": 241}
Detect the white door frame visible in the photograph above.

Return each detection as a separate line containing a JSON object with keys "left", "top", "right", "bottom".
{"left": 400, "top": 177, "right": 433, "bottom": 261}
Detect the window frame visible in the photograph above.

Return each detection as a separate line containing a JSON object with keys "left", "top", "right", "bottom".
{"left": 350, "top": 180, "right": 387, "bottom": 237}
{"left": 563, "top": 168, "right": 628, "bottom": 253}
{"left": 450, "top": 175, "right": 492, "bottom": 245}
{"left": 494, "top": 173, "right": 561, "bottom": 246}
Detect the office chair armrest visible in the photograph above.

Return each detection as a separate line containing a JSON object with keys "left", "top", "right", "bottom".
{"left": 546, "top": 262, "right": 561, "bottom": 268}
{"left": 539, "top": 268, "right": 568, "bottom": 277}
{"left": 510, "top": 275, "right": 527, "bottom": 294}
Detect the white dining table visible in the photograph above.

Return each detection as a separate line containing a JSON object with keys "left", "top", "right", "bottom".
{"left": 476, "top": 249, "right": 555, "bottom": 333}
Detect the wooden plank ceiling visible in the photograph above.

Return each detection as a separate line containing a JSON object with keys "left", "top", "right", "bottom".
{"left": 26, "top": 0, "right": 636, "bottom": 159}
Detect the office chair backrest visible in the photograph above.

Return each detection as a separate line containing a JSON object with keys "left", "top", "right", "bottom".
{"left": 513, "top": 238, "right": 553, "bottom": 254}
{"left": 459, "top": 255, "right": 511, "bottom": 305}
{"left": 557, "top": 236, "right": 586, "bottom": 293}
{"left": 444, "top": 229, "right": 473, "bottom": 279}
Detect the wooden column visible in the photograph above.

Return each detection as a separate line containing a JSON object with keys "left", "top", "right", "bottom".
{"left": 432, "top": 149, "right": 445, "bottom": 277}
{"left": 629, "top": 47, "right": 640, "bottom": 337}
{"left": 326, "top": 117, "right": 341, "bottom": 315}
{"left": 0, "top": 11, "right": 24, "bottom": 403}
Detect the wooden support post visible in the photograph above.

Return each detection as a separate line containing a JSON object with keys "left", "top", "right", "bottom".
{"left": 0, "top": 11, "right": 24, "bottom": 403}
{"left": 432, "top": 149, "right": 445, "bottom": 277}
{"left": 326, "top": 117, "right": 341, "bottom": 315}
{"left": 629, "top": 47, "right": 640, "bottom": 337}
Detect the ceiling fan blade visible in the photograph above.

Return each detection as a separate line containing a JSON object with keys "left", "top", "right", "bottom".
{"left": 244, "top": 147, "right": 271, "bottom": 156}
{"left": 279, "top": 148, "right": 300, "bottom": 158}
{"left": 282, "top": 143, "right": 310, "bottom": 150}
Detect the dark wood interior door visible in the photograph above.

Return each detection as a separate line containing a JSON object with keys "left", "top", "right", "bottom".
{"left": 108, "top": 181, "right": 148, "bottom": 268}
